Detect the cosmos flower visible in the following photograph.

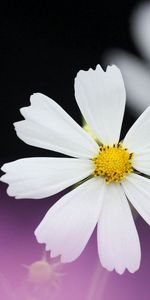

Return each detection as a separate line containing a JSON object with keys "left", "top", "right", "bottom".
{"left": 1, "top": 65, "right": 150, "bottom": 274}
{"left": 105, "top": 2, "right": 150, "bottom": 115}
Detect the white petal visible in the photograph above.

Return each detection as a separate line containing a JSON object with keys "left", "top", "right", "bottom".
{"left": 122, "top": 173, "right": 150, "bottom": 226}
{"left": 131, "top": 151, "right": 150, "bottom": 176}
{"left": 14, "top": 93, "right": 98, "bottom": 158}
{"left": 123, "top": 106, "right": 150, "bottom": 158}
{"left": 75, "top": 65, "right": 126, "bottom": 144}
{"left": 35, "top": 177, "right": 105, "bottom": 262}
{"left": 105, "top": 50, "right": 150, "bottom": 114}
{"left": 97, "top": 183, "right": 141, "bottom": 274}
{"left": 1, "top": 157, "right": 94, "bottom": 199}
{"left": 131, "top": 2, "right": 150, "bottom": 62}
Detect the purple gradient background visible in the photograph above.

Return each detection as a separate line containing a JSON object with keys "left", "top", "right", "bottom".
{"left": 1, "top": 182, "right": 150, "bottom": 300}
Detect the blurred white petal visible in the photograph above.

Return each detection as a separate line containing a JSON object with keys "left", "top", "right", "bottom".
{"left": 105, "top": 50, "right": 150, "bottom": 114}
{"left": 131, "top": 2, "right": 150, "bottom": 62}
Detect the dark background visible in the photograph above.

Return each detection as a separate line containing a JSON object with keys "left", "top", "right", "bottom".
{"left": 1, "top": 0, "right": 141, "bottom": 162}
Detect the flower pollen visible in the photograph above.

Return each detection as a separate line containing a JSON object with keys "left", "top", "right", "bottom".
{"left": 92, "top": 143, "right": 134, "bottom": 183}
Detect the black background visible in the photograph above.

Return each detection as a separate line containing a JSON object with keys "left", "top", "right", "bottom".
{"left": 1, "top": 0, "right": 141, "bottom": 162}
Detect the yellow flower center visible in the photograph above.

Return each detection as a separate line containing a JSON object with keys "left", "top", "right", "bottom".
{"left": 92, "top": 143, "right": 134, "bottom": 183}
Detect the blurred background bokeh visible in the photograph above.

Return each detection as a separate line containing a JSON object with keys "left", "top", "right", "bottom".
{"left": 1, "top": 1, "right": 150, "bottom": 299}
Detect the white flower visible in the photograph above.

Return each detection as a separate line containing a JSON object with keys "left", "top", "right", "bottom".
{"left": 2, "top": 64, "right": 150, "bottom": 274}
{"left": 105, "top": 2, "right": 150, "bottom": 115}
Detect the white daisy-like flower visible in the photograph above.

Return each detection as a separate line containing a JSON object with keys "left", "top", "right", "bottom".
{"left": 2, "top": 64, "right": 150, "bottom": 275}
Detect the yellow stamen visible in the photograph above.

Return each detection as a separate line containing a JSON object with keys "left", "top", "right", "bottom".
{"left": 92, "top": 143, "right": 134, "bottom": 184}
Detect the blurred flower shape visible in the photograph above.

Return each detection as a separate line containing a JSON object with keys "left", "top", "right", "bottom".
{"left": 24, "top": 255, "right": 64, "bottom": 287}
{"left": 105, "top": 2, "right": 150, "bottom": 115}
{"left": 2, "top": 65, "right": 150, "bottom": 274}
